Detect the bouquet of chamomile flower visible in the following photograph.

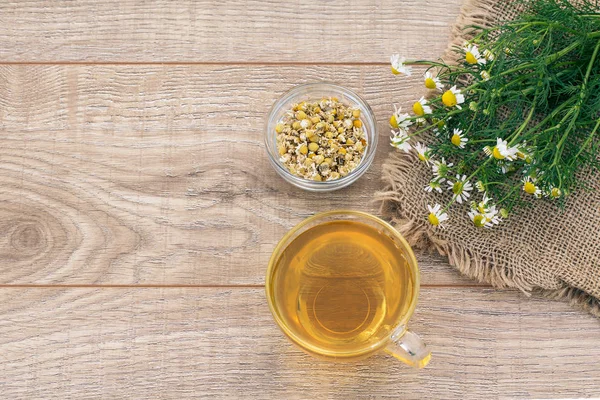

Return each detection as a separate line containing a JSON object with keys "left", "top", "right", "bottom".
{"left": 389, "top": 0, "right": 600, "bottom": 229}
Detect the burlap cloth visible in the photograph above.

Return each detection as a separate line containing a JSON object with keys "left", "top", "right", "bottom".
{"left": 376, "top": 0, "right": 600, "bottom": 317}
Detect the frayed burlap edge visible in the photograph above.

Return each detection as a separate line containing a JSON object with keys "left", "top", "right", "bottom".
{"left": 377, "top": 152, "right": 600, "bottom": 317}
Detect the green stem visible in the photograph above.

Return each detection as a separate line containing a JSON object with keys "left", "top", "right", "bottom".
{"left": 514, "top": 22, "right": 547, "bottom": 34}
{"left": 462, "top": 103, "right": 480, "bottom": 136}
{"left": 508, "top": 96, "right": 537, "bottom": 146}
{"left": 520, "top": 96, "right": 577, "bottom": 138}
{"left": 552, "top": 40, "right": 600, "bottom": 166}
{"left": 536, "top": 106, "right": 578, "bottom": 160}
{"left": 484, "top": 181, "right": 513, "bottom": 188}
{"left": 498, "top": 186, "right": 520, "bottom": 204}
{"left": 570, "top": 118, "right": 600, "bottom": 164}
{"left": 405, "top": 60, "right": 450, "bottom": 68}
{"left": 465, "top": 157, "right": 493, "bottom": 184}
{"left": 468, "top": 138, "right": 497, "bottom": 144}
{"left": 529, "top": 124, "right": 561, "bottom": 138}
{"left": 556, "top": 165, "right": 563, "bottom": 190}
{"left": 545, "top": 40, "right": 581, "bottom": 64}
{"left": 491, "top": 39, "right": 582, "bottom": 80}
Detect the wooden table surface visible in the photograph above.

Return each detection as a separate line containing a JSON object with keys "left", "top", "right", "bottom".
{"left": 1, "top": 1, "right": 599, "bottom": 399}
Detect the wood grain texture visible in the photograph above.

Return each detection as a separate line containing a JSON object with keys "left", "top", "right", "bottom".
{"left": 0, "top": 0, "right": 463, "bottom": 63}
{"left": 2, "top": 1, "right": 598, "bottom": 397}
{"left": 0, "top": 64, "right": 477, "bottom": 285}
{"left": 0, "top": 287, "right": 598, "bottom": 399}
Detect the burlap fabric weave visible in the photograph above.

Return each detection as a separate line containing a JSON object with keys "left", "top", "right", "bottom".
{"left": 376, "top": 0, "right": 600, "bottom": 316}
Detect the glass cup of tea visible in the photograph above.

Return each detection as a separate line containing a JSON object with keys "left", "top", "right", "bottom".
{"left": 265, "top": 210, "right": 431, "bottom": 368}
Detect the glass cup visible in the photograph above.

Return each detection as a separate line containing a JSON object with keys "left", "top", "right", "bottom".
{"left": 265, "top": 210, "right": 431, "bottom": 368}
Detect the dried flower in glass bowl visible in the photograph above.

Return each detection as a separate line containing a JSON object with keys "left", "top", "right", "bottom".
{"left": 265, "top": 83, "right": 378, "bottom": 192}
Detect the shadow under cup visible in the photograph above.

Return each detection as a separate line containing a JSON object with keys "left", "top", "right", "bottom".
{"left": 265, "top": 211, "right": 423, "bottom": 362}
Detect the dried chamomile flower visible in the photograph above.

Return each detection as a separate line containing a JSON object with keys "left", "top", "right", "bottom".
{"left": 275, "top": 98, "right": 367, "bottom": 181}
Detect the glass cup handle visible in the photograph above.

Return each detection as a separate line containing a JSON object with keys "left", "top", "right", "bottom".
{"left": 383, "top": 326, "right": 431, "bottom": 368}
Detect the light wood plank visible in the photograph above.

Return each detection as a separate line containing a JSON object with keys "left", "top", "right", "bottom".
{"left": 0, "top": 0, "right": 463, "bottom": 63}
{"left": 0, "top": 287, "right": 598, "bottom": 399}
{"left": 0, "top": 65, "right": 476, "bottom": 285}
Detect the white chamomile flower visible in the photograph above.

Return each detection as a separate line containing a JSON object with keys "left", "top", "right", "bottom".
{"left": 390, "top": 54, "right": 412, "bottom": 76}
{"left": 468, "top": 210, "right": 486, "bottom": 227}
{"left": 522, "top": 176, "right": 542, "bottom": 197}
{"left": 442, "top": 85, "right": 465, "bottom": 109}
{"left": 468, "top": 193, "right": 502, "bottom": 228}
{"left": 390, "top": 129, "right": 412, "bottom": 153}
{"left": 483, "top": 49, "right": 495, "bottom": 61}
{"left": 516, "top": 143, "right": 534, "bottom": 163}
{"left": 450, "top": 128, "right": 468, "bottom": 148}
{"left": 447, "top": 174, "right": 473, "bottom": 204}
{"left": 486, "top": 207, "right": 502, "bottom": 226}
{"left": 548, "top": 187, "right": 562, "bottom": 198}
{"left": 427, "top": 204, "right": 448, "bottom": 227}
{"left": 485, "top": 138, "right": 519, "bottom": 161}
{"left": 389, "top": 105, "right": 413, "bottom": 130}
{"left": 480, "top": 70, "right": 491, "bottom": 81}
{"left": 424, "top": 180, "right": 443, "bottom": 193}
{"left": 412, "top": 97, "right": 432, "bottom": 116}
{"left": 424, "top": 71, "right": 443, "bottom": 91}
{"left": 431, "top": 157, "right": 453, "bottom": 181}
{"left": 475, "top": 192, "right": 493, "bottom": 213}
{"left": 414, "top": 142, "right": 431, "bottom": 164}
{"left": 475, "top": 181, "right": 485, "bottom": 192}
{"left": 463, "top": 43, "right": 486, "bottom": 65}
{"left": 468, "top": 207, "right": 501, "bottom": 228}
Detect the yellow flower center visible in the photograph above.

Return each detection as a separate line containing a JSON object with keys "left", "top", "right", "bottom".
{"left": 551, "top": 187, "right": 561, "bottom": 198}
{"left": 428, "top": 213, "right": 440, "bottom": 226}
{"left": 465, "top": 51, "right": 478, "bottom": 64}
{"left": 477, "top": 204, "right": 486, "bottom": 213}
{"left": 418, "top": 152, "right": 427, "bottom": 162}
{"left": 492, "top": 146, "right": 505, "bottom": 159}
{"left": 390, "top": 114, "right": 399, "bottom": 128}
{"left": 473, "top": 214, "right": 486, "bottom": 227}
{"left": 437, "top": 120, "right": 446, "bottom": 129}
{"left": 425, "top": 78, "right": 437, "bottom": 89}
{"left": 452, "top": 182, "right": 463, "bottom": 195}
{"left": 451, "top": 134, "right": 462, "bottom": 146}
{"left": 524, "top": 181, "right": 537, "bottom": 194}
{"left": 391, "top": 66, "right": 401, "bottom": 75}
{"left": 413, "top": 101, "right": 424, "bottom": 116}
{"left": 442, "top": 90, "right": 457, "bottom": 107}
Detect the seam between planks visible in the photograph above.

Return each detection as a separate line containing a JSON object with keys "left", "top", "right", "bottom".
{"left": 0, "top": 61, "right": 391, "bottom": 66}
{"left": 0, "top": 284, "right": 493, "bottom": 289}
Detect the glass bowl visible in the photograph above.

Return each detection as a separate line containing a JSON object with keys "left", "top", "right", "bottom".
{"left": 265, "top": 83, "right": 378, "bottom": 192}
